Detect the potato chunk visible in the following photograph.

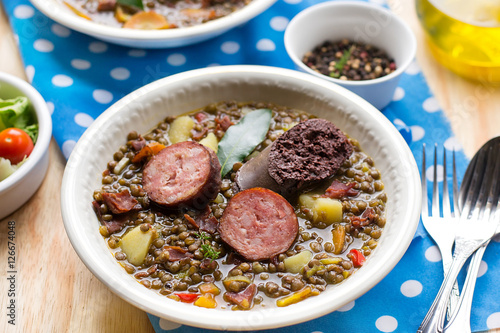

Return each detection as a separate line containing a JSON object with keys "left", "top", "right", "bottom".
{"left": 312, "top": 197, "right": 342, "bottom": 224}
{"left": 169, "top": 116, "right": 195, "bottom": 144}
{"left": 299, "top": 194, "right": 343, "bottom": 225}
{"left": 199, "top": 132, "right": 218, "bottom": 152}
{"left": 119, "top": 225, "right": 155, "bottom": 266}
{"left": 284, "top": 250, "right": 313, "bottom": 274}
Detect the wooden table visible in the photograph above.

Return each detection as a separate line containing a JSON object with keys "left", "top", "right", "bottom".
{"left": 0, "top": 1, "right": 499, "bottom": 332}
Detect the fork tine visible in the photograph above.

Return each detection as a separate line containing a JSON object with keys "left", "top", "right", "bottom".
{"left": 482, "top": 144, "right": 500, "bottom": 219}
{"left": 452, "top": 150, "right": 459, "bottom": 217}
{"left": 432, "top": 144, "right": 440, "bottom": 218}
{"left": 442, "top": 148, "right": 451, "bottom": 218}
{"left": 422, "top": 144, "right": 428, "bottom": 218}
{"left": 461, "top": 146, "right": 488, "bottom": 218}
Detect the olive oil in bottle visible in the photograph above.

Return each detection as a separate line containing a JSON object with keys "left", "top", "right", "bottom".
{"left": 416, "top": 0, "right": 500, "bottom": 82}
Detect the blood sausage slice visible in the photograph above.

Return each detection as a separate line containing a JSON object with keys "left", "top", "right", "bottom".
{"left": 142, "top": 141, "right": 221, "bottom": 210}
{"left": 219, "top": 188, "right": 298, "bottom": 261}
{"left": 268, "top": 118, "right": 352, "bottom": 196}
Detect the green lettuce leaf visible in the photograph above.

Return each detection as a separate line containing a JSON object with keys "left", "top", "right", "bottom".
{"left": 0, "top": 96, "right": 38, "bottom": 143}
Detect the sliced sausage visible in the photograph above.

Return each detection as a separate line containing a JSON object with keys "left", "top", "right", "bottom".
{"left": 268, "top": 118, "right": 353, "bottom": 196}
{"left": 142, "top": 141, "right": 221, "bottom": 210}
{"left": 219, "top": 188, "right": 298, "bottom": 261}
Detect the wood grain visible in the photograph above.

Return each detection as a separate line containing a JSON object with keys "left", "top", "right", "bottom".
{"left": 0, "top": 5, "right": 154, "bottom": 333}
{"left": 0, "top": 1, "right": 499, "bottom": 332}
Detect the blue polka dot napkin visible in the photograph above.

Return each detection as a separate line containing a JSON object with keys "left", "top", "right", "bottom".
{"left": 4, "top": 0, "right": 500, "bottom": 331}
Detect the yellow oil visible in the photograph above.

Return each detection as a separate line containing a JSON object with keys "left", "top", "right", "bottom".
{"left": 416, "top": 0, "right": 500, "bottom": 82}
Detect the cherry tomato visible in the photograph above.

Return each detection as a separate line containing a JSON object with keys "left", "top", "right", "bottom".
{"left": 0, "top": 128, "right": 34, "bottom": 165}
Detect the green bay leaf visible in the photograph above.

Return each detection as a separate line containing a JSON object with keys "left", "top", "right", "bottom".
{"left": 117, "top": 0, "right": 144, "bottom": 10}
{"left": 217, "top": 109, "right": 272, "bottom": 177}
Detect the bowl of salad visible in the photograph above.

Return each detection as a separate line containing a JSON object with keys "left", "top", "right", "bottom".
{"left": 0, "top": 72, "right": 52, "bottom": 220}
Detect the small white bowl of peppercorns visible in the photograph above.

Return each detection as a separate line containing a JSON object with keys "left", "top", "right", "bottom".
{"left": 284, "top": 1, "right": 416, "bottom": 110}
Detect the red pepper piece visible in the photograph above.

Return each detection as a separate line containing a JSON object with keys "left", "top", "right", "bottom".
{"left": 348, "top": 249, "right": 366, "bottom": 268}
{"left": 174, "top": 293, "right": 199, "bottom": 303}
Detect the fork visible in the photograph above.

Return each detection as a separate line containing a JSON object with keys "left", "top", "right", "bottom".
{"left": 444, "top": 138, "right": 500, "bottom": 333}
{"left": 420, "top": 144, "right": 460, "bottom": 315}
{"left": 417, "top": 142, "right": 500, "bottom": 333}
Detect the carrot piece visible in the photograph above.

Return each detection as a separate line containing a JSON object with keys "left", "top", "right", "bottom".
{"left": 194, "top": 293, "right": 217, "bottom": 308}
{"left": 180, "top": 8, "right": 216, "bottom": 21}
{"left": 63, "top": 1, "right": 92, "bottom": 20}
{"left": 132, "top": 142, "right": 166, "bottom": 163}
{"left": 123, "top": 11, "right": 170, "bottom": 30}
{"left": 115, "top": 5, "right": 131, "bottom": 23}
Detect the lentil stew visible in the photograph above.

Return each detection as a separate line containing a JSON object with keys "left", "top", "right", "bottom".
{"left": 63, "top": 0, "right": 252, "bottom": 29}
{"left": 91, "top": 101, "right": 387, "bottom": 310}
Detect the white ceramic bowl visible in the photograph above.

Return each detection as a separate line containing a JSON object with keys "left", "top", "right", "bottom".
{"left": 0, "top": 72, "right": 52, "bottom": 220}
{"left": 284, "top": 1, "right": 417, "bottom": 110}
{"left": 61, "top": 65, "right": 421, "bottom": 330}
{"left": 29, "top": 0, "right": 276, "bottom": 48}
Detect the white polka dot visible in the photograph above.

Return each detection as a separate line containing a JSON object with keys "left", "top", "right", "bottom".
{"left": 52, "top": 74, "right": 73, "bottom": 87}
{"left": 93, "top": 89, "right": 113, "bottom": 104}
{"left": 282, "top": 0, "right": 302, "bottom": 4}
{"left": 410, "top": 125, "right": 425, "bottom": 141}
{"left": 487, "top": 312, "right": 500, "bottom": 329}
{"left": 392, "top": 87, "right": 405, "bottom": 101}
{"left": 110, "top": 67, "right": 130, "bottom": 80}
{"left": 158, "top": 319, "right": 182, "bottom": 330}
{"left": 400, "top": 280, "right": 423, "bottom": 297}
{"left": 14, "top": 5, "right": 35, "bottom": 19}
{"left": 270, "top": 16, "right": 289, "bottom": 31}
{"left": 477, "top": 260, "right": 488, "bottom": 277}
{"left": 405, "top": 60, "right": 421, "bottom": 75}
{"left": 423, "top": 97, "right": 441, "bottom": 113}
{"left": 71, "top": 59, "right": 91, "bottom": 70}
{"left": 128, "top": 49, "right": 146, "bottom": 57}
{"left": 425, "top": 245, "right": 442, "bottom": 262}
{"left": 167, "top": 53, "right": 186, "bottom": 66}
{"left": 25, "top": 65, "right": 35, "bottom": 83}
{"left": 62, "top": 140, "right": 77, "bottom": 159}
{"left": 47, "top": 102, "right": 55, "bottom": 115}
{"left": 256, "top": 39, "right": 276, "bottom": 51}
{"left": 393, "top": 119, "right": 405, "bottom": 127}
{"left": 33, "top": 39, "right": 54, "bottom": 52}
{"left": 89, "top": 41, "right": 108, "bottom": 53}
{"left": 336, "top": 301, "right": 355, "bottom": 312}
{"left": 221, "top": 41, "right": 240, "bottom": 54}
{"left": 444, "top": 137, "right": 463, "bottom": 152}
{"left": 74, "top": 113, "right": 94, "bottom": 128}
{"left": 426, "top": 164, "right": 443, "bottom": 183}
{"left": 51, "top": 24, "right": 71, "bottom": 37}
{"left": 375, "top": 315, "right": 398, "bottom": 332}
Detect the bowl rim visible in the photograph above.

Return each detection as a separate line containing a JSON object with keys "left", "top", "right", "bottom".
{"left": 284, "top": 1, "right": 417, "bottom": 87}
{"left": 29, "top": 0, "right": 277, "bottom": 42}
{"left": 0, "top": 72, "right": 52, "bottom": 193}
{"left": 61, "top": 65, "right": 421, "bottom": 330}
